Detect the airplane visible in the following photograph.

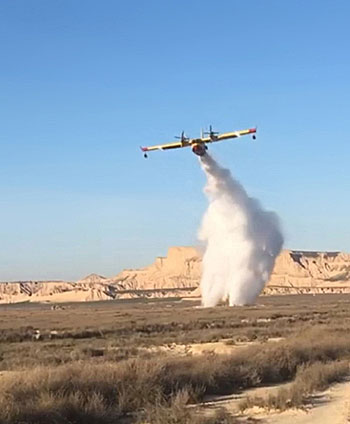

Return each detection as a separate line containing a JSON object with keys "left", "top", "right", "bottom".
{"left": 140, "top": 125, "right": 257, "bottom": 158}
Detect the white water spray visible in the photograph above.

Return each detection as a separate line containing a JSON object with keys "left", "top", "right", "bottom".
{"left": 198, "top": 154, "right": 283, "bottom": 307}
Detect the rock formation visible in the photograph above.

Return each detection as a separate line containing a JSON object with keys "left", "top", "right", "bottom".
{"left": 114, "top": 247, "right": 201, "bottom": 291}
{"left": 266, "top": 250, "right": 350, "bottom": 294}
{"left": 1, "top": 247, "right": 350, "bottom": 303}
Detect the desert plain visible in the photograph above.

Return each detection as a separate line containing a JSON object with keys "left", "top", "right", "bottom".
{"left": 1, "top": 289, "right": 350, "bottom": 423}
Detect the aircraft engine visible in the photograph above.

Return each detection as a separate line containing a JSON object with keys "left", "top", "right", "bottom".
{"left": 192, "top": 144, "right": 207, "bottom": 156}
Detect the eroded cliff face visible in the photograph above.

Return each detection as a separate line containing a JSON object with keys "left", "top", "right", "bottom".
{"left": 112, "top": 248, "right": 350, "bottom": 294}
{"left": 269, "top": 250, "right": 350, "bottom": 287}
{"left": 114, "top": 247, "right": 201, "bottom": 291}
{"left": 1, "top": 248, "right": 350, "bottom": 303}
{"left": 0, "top": 279, "right": 118, "bottom": 304}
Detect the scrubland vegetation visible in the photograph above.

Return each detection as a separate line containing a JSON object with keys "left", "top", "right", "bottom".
{"left": 239, "top": 360, "right": 349, "bottom": 412}
{"left": 1, "top": 294, "right": 350, "bottom": 423}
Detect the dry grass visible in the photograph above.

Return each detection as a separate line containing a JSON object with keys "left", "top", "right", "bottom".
{"left": 239, "top": 360, "right": 349, "bottom": 412}
{"left": 2, "top": 294, "right": 350, "bottom": 371}
{"left": 138, "top": 391, "right": 238, "bottom": 424}
{"left": 1, "top": 295, "right": 350, "bottom": 422}
{"left": 0, "top": 361, "right": 240, "bottom": 424}
{"left": 1, "top": 328, "right": 350, "bottom": 423}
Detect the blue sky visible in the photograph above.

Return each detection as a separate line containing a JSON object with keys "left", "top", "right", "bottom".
{"left": 1, "top": 0, "right": 349, "bottom": 281}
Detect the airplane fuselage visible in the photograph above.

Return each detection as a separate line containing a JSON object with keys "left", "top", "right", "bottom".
{"left": 192, "top": 143, "right": 207, "bottom": 156}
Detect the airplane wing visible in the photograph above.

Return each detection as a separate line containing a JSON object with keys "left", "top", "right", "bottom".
{"left": 140, "top": 127, "right": 256, "bottom": 156}
{"left": 190, "top": 136, "right": 211, "bottom": 144}
{"left": 216, "top": 127, "right": 256, "bottom": 141}
{"left": 140, "top": 140, "right": 187, "bottom": 153}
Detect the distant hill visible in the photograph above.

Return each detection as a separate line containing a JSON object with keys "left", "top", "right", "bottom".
{"left": 1, "top": 248, "right": 350, "bottom": 304}
{"left": 76, "top": 273, "right": 108, "bottom": 284}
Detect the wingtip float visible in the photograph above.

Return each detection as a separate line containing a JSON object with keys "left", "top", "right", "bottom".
{"left": 140, "top": 125, "right": 257, "bottom": 158}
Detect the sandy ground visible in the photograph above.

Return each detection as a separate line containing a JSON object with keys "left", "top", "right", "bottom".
{"left": 261, "top": 379, "right": 350, "bottom": 424}
{"left": 145, "top": 338, "right": 284, "bottom": 357}
{"left": 201, "top": 378, "right": 350, "bottom": 424}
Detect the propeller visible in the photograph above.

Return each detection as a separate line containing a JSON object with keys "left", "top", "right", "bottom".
{"left": 203, "top": 125, "right": 219, "bottom": 139}
{"left": 175, "top": 131, "right": 188, "bottom": 142}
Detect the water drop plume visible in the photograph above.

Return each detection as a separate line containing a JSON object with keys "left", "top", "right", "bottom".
{"left": 198, "top": 154, "right": 283, "bottom": 307}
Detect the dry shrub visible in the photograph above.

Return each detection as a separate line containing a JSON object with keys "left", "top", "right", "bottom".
{"left": 0, "top": 363, "right": 237, "bottom": 424}
{"left": 294, "top": 360, "right": 348, "bottom": 393}
{"left": 139, "top": 391, "right": 237, "bottom": 424}
{"left": 0, "top": 391, "right": 115, "bottom": 424}
{"left": 1, "top": 327, "right": 350, "bottom": 422}
{"left": 247, "top": 328, "right": 350, "bottom": 384}
{"left": 0, "top": 354, "right": 254, "bottom": 423}
{"left": 240, "top": 360, "right": 349, "bottom": 412}
{"left": 138, "top": 389, "right": 194, "bottom": 424}
{"left": 204, "top": 409, "right": 239, "bottom": 424}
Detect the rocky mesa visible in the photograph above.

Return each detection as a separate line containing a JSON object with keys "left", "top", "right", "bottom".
{"left": 113, "top": 247, "right": 350, "bottom": 295}
{"left": 1, "top": 247, "right": 350, "bottom": 303}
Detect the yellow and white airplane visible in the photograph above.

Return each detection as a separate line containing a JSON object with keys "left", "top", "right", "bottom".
{"left": 140, "top": 125, "right": 256, "bottom": 158}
